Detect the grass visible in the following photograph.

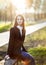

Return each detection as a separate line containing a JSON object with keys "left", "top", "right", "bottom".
{"left": 0, "top": 24, "right": 11, "bottom": 33}
{"left": 0, "top": 24, "right": 12, "bottom": 33}
{"left": 28, "top": 47, "right": 46, "bottom": 65}
{"left": 30, "top": 27, "right": 46, "bottom": 40}
{"left": 0, "top": 22, "right": 12, "bottom": 33}
{"left": 28, "top": 47, "right": 46, "bottom": 56}
{"left": 25, "top": 27, "right": 46, "bottom": 42}
{"left": 24, "top": 27, "right": 46, "bottom": 47}
{"left": 0, "top": 22, "right": 11, "bottom": 27}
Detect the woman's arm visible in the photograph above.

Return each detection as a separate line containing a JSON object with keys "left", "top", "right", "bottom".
{"left": 7, "top": 28, "right": 15, "bottom": 55}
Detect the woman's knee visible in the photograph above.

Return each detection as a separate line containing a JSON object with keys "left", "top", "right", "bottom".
{"left": 4, "top": 59, "right": 15, "bottom": 65}
{"left": 22, "top": 58, "right": 35, "bottom": 65}
{"left": 25, "top": 56, "right": 35, "bottom": 65}
{"left": 21, "top": 51, "right": 35, "bottom": 65}
{"left": 22, "top": 60, "right": 31, "bottom": 65}
{"left": 29, "top": 55, "right": 35, "bottom": 64}
{"left": 4, "top": 59, "right": 11, "bottom": 65}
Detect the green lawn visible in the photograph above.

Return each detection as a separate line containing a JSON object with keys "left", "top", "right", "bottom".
{"left": 0, "top": 22, "right": 12, "bottom": 33}
{"left": 25, "top": 27, "right": 46, "bottom": 47}
{"left": 0, "top": 24, "right": 12, "bottom": 33}
{"left": 30, "top": 27, "right": 46, "bottom": 40}
{"left": 0, "top": 21, "right": 12, "bottom": 27}
{"left": 25, "top": 27, "right": 46, "bottom": 41}
{"left": 28, "top": 47, "right": 46, "bottom": 65}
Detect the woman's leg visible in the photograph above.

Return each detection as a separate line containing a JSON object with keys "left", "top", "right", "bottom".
{"left": 21, "top": 51, "right": 35, "bottom": 65}
{"left": 4, "top": 59, "right": 16, "bottom": 65}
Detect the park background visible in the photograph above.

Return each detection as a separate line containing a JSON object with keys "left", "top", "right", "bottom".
{"left": 0, "top": 0, "right": 46, "bottom": 65}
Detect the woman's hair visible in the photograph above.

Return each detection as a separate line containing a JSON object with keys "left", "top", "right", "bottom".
{"left": 14, "top": 15, "right": 25, "bottom": 30}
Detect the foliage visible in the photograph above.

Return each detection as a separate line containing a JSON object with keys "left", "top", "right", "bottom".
{"left": 0, "top": 24, "right": 12, "bottom": 33}
{"left": 25, "top": 27, "right": 46, "bottom": 42}
{"left": 30, "top": 27, "right": 46, "bottom": 40}
{"left": 28, "top": 47, "right": 46, "bottom": 65}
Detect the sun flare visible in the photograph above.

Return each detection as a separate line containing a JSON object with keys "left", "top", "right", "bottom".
{"left": 11, "top": 0, "right": 26, "bottom": 14}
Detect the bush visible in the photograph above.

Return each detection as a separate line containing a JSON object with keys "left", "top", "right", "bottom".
{"left": 28, "top": 47, "right": 46, "bottom": 65}
{"left": 0, "top": 24, "right": 12, "bottom": 33}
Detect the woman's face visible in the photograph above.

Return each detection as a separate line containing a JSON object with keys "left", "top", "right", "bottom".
{"left": 17, "top": 16, "right": 23, "bottom": 25}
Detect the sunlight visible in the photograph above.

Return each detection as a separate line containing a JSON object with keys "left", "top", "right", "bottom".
{"left": 11, "top": 0, "right": 26, "bottom": 14}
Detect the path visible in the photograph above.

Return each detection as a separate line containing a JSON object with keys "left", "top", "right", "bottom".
{"left": 0, "top": 22, "right": 46, "bottom": 47}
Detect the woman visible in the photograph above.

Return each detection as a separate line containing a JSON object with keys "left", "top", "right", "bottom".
{"left": 4, "top": 15, "right": 35, "bottom": 65}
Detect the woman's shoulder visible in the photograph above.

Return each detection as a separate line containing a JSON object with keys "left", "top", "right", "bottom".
{"left": 10, "top": 27, "right": 16, "bottom": 34}
{"left": 10, "top": 27, "right": 14, "bottom": 31}
{"left": 10, "top": 27, "right": 17, "bottom": 33}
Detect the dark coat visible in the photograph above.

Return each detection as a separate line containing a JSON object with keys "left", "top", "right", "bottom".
{"left": 7, "top": 26, "right": 26, "bottom": 59}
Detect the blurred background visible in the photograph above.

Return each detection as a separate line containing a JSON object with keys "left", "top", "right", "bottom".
{"left": 0, "top": 0, "right": 46, "bottom": 65}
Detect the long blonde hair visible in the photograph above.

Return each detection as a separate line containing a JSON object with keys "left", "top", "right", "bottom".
{"left": 14, "top": 15, "right": 25, "bottom": 31}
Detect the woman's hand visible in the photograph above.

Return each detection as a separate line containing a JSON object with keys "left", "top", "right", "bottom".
{"left": 4, "top": 55, "right": 10, "bottom": 60}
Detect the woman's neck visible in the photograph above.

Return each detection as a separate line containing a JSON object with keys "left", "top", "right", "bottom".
{"left": 17, "top": 25, "right": 23, "bottom": 30}
{"left": 17, "top": 25, "right": 23, "bottom": 36}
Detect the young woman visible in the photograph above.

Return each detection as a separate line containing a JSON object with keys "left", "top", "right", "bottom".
{"left": 4, "top": 15, "right": 35, "bottom": 65}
